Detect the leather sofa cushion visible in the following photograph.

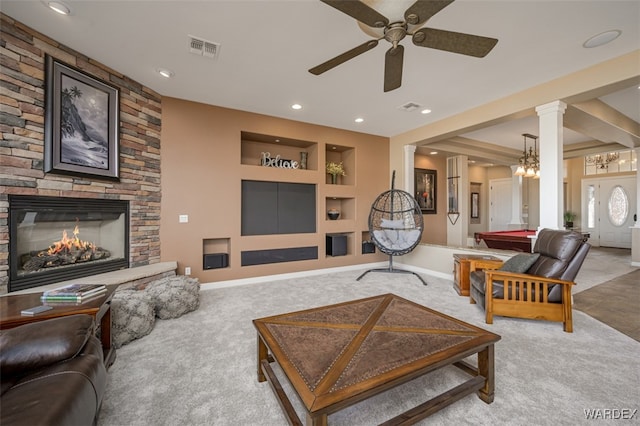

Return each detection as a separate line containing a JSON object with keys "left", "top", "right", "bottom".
{"left": 528, "top": 229, "right": 584, "bottom": 279}
{"left": 0, "top": 315, "right": 93, "bottom": 377}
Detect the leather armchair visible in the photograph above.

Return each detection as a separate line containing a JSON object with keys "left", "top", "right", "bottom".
{"left": 0, "top": 314, "right": 107, "bottom": 425}
{"left": 469, "top": 228, "right": 590, "bottom": 332}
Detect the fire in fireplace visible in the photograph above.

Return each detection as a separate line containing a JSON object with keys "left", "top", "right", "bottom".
{"left": 21, "top": 223, "right": 112, "bottom": 272}
{"left": 9, "top": 195, "right": 129, "bottom": 292}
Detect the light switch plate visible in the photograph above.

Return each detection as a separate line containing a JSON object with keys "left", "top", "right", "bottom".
{"left": 179, "top": 214, "right": 189, "bottom": 223}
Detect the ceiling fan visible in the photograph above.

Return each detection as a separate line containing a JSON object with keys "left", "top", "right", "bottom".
{"left": 309, "top": 0, "right": 498, "bottom": 92}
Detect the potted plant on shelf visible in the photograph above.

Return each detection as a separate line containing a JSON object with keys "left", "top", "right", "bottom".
{"left": 564, "top": 211, "right": 576, "bottom": 229}
{"left": 326, "top": 161, "right": 346, "bottom": 184}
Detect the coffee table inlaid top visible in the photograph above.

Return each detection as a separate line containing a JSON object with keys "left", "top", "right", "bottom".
{"left": 253, "top": 293, "right": 501, "bottom": 413}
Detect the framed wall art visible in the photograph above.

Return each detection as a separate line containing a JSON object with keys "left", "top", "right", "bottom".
{"left": 44, "top": 55, "right": 120, "bottom": 180}
{"left": 414, "top": 168, "right": 437, "bottom": 214}
{"left": 471, "top": 192, "right": 480, "bottom": 219}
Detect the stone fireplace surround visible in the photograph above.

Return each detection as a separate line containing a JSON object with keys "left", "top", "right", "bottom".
{"left": 0, "top": 14, "right": 162, "bottom": 295}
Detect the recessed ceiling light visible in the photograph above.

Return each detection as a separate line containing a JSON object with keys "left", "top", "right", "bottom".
{"left": 430, "top": 151, "right": 438, "bottom": 155}
{"left": 583, "top": 30, "right": 621, "bottom": 48}
{"left": 355, "top": 117, "right": 364, "bottom": 123}
{"left": 421, "top": 109, "right": 432, "bottom": 114}
{"left": 46, "top": 1, "right": 71, "bottom": 15}
{"left": 157, "top": 68, "right": 174, "bottom": 78}
{"left": 291, "top": 104, "right": 302, "bottom": 110}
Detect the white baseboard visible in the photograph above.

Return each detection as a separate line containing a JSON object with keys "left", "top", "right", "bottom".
{"left": 200, "top": 261, "right": 450, "bottom": 291}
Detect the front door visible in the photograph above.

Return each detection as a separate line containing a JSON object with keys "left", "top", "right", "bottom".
{"left": 582, "top": 176, "right": 636, "bottom": 248}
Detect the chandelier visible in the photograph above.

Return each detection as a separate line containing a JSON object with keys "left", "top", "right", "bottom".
{"left": 585, "top": 152, "right": 619, "bottom": 169}
{"left": 514, "top": 133, "right": 540, "bottom": 179}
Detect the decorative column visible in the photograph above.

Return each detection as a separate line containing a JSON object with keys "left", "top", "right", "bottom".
{"left": 403, "top": 144, "right": 417, "bottom": 193}
{"left": 508, "top": 165, "right": 526, "bottom": 229}
{"left": 535, "top": 100, "right": 567, "bottom": 231}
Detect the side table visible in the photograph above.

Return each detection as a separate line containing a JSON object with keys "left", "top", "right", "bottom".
{"left": 0, "top": 284, "right": 118, "bottom": 369}
{"left": 453, "top": 254, "right": 501, "bottom": 296}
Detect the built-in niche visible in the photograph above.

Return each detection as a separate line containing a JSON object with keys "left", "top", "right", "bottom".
{"left": 203, "top": 238, "right": 230, "bottom": 269}
{"left": 325, "top": 144, "right": 355, "bottom": 185}
{"left": 241, "top": 131, "right": 317, "bottom": 170}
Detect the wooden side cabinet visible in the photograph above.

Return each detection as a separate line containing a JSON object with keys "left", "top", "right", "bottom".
{"left": 453, "top": 253, "right": 501, "bottom": 296}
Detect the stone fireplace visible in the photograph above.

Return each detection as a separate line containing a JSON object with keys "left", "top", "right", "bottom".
{"left": 9, "top": 195, "right": 130, "bottom": 292}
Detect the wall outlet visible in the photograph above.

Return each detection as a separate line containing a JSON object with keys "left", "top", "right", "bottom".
{"left": 184, "top": 267, "right": 191, "bottom": 275}
{"left": 179, "top": 214, "right": 189, "bottom": 223}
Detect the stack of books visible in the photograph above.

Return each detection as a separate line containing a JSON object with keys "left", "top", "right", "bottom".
{"left": 40, "top": 284, "right": 107, "bottom": 304}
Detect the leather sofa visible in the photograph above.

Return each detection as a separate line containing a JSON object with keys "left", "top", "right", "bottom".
{"left": 0, "top": 314, "right": 107, "bottom": 425}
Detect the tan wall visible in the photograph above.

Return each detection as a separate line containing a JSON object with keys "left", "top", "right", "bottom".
{"left": 160, "top": 97, "right": 390, "bottom": 283}
{"left": 414, "top": 154, "right": 447, "bottom": 245}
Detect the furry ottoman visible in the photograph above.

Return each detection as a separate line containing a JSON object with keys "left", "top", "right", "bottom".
{"left": 111, "top": 276, "right": 200, "bottom": 347}
{"left": 145, "top": 276, "right": 200, "bottom": 319}
{"left": 111, "top": 289, "right": 156, "bottom": 348}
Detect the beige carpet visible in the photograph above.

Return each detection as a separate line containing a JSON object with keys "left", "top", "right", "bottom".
{"left": 97, "top": 268, "right": 639, "bottom": 426}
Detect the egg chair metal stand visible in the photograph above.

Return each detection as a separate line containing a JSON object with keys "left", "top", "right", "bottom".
{"left": 357, "top": 171, "right": 427, "bottom": 286}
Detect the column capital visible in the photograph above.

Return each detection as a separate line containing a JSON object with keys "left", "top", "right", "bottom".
{"left": 404, "top": 144, "right": 417, "bottom": 154}
{"left": 535, "top": 100, "right": 567, "bottom": 116}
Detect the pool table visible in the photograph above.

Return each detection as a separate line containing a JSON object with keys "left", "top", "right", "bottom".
{"left": 474, "top": 229, "right": 536, "bottom": 252}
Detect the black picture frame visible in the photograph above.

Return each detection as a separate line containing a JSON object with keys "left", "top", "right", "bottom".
{"left": 414, "top": 168, "right": 437, "bottom": 214}
{"left": 471, "top": 192, "right": 480, "bottom": 218}
{"left": 44, "top": 55, "right": 120, "bottom": 180}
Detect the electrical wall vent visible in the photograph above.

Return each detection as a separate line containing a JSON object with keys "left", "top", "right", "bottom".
{"left": 189, "top": 36, "right": 220, "bottom": 59}
{"left": 397, "top": 102, "right": 421, "bottom": 112}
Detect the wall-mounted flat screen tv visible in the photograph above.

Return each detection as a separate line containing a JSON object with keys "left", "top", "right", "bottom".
{"left": 241, "top": 180, "right": 316, "bottom": 235}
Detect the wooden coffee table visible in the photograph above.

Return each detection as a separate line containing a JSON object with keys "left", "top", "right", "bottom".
{"left": 254, "top": 293, "right": 501, "bottom": 425}
{"left": 0, "top": 284, "right": 117, "bottom": 368}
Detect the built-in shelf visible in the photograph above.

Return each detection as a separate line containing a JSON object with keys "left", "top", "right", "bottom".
{"left": 325, "top": 232, "right": 354, "bottom": 257}
{"left": 325, "top": 144, "right": 355, "bottom": 185}
{"left": 361, "top": 231, "right": 376, "bottom": 254}
{"left": 203, "top": 238, "right": 230, "bottom": 269}
{"left": 241, "top": 131, "right": 317, "bottom": 170}
{"left": 236, "top": 130, "right": 370, "bottom": 267}
{"left": 325, "top": 197, "right": 355, "bottom": 221}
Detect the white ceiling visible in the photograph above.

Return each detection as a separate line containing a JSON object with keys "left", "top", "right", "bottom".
{"left": 2, "top": 0, "right": 639, "bottom": 162}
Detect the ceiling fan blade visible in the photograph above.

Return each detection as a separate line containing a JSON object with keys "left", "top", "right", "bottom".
{"left": 384, "top": 45, "right": 404, "bottom": 92}
{"left": 320, "top": 0, "right": 389, "bottom": 28}
{"left": 309, "top": 40, "right": 379, "bottom": 75}
{"left": 412, "top": 27, "right": 498, "bottom": 57}
{"left": 404, "top": 0, "right": 454, "bottom": 25}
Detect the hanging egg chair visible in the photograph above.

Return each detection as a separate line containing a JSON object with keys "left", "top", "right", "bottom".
{"left": 357, "top": 171, "right": 427, "bottom": 285}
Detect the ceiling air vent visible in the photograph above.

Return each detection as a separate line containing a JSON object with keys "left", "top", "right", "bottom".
{"left": 188, "top": 36, "right": 220, "bottom": 60}
{"left": 397, "top": 102, "right": 421, "bottom": 112}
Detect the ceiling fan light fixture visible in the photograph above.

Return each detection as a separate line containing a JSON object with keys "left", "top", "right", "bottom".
{"left": 314, "top": 0, "right": 496, "bottom": 92}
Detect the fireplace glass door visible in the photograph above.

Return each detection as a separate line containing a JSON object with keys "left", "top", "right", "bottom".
{"left": 9, "top": 196, "right": 129, "bottom": 292}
